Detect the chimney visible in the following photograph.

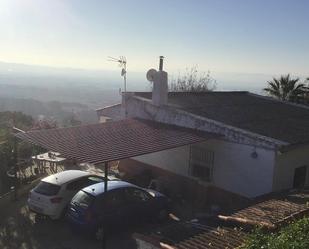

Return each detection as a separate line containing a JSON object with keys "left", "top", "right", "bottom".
{"left": 147, "top": 56, "right": 168, "bottom": 106}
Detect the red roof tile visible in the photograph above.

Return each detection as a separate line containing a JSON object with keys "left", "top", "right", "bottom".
{"left": 16, "top": 118, "right": 218, "bottom": 164}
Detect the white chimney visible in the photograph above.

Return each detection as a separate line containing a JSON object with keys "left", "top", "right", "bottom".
{"left": 146, "top": 56, "right": 168, "bottom": 106}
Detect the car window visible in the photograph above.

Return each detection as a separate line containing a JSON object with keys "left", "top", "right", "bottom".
{"left": 67, "top": 177, "right": 87, "bottom": 191}
{"left": 124, "top": 188, "right": 150, "bottom": 202}
{"left": 34, "top": 181, "right": 61, "bottom": 196}
{"left": 66, "top": 176, "right": 104, "bottom": 191}
{"left": 88, "top": 176, "right": 104, "bottom": 183}
{"left": 103, "top": 189, "right": 125, "bottom": 209}
{"left": 72, "top": 191, "right": 94, "bottom": 208}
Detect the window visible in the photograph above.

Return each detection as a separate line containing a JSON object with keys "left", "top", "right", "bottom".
{"left": 87, "top": 176, "right": 104, "bottom": 183}
{"left": 34, "top": 181, "right": 61, "bottom": 196}
{"left": 293, "top": 166, "right": 307, "bottom": 189}
{"left": 66, "top": 176, "right": 104, "bottom": 191}
{"left": 72, "top": 191, "right": 94, "bottom": 208}
{"left": 190, "top": 145, "right": 214, "bottom": 182}
{"left": 124, "top": 188, "right": 150, "bottom": 202}
{"left": 103, "top": 189, "right": 125, "bottom": 208}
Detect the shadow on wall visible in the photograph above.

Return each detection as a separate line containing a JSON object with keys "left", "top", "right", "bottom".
{"left": 118, "top": 158, "right": 251, "bottom": 215}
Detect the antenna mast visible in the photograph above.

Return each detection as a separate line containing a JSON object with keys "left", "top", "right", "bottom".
{"left": 108, "top": 56, "right": 127, "bottom": 117}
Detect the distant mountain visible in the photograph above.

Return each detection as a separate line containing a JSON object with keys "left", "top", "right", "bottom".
{"left": 0, "top": 61, "right": 147, "bottom": 89}
{"left": 0, "top": 96, "right": 98, "bottom": 125}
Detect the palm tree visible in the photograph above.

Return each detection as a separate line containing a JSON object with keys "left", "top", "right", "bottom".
{"left": 264, "top": 74, "right": 305, "bottom": 102}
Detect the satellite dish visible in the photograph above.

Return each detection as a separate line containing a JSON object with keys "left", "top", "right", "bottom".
{"left": 146, "top": 68, "right": 157, "bottom": 82}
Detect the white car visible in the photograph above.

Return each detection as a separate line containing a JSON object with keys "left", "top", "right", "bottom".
{"left": 27, "top": 170, "right": 111, "bottom": 219}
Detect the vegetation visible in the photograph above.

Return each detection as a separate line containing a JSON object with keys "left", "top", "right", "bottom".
{"left": 0, "top": 111, "right": 33, "bottom": 142}
{"left": 264, "top": 74, "right": 306, "bottom": 102}
{"left": 240, "top": 217, "right": 309, "bottom": 249}
{"left": 169, "top": 66, "right": 216, "bottom": 92}
{"left": 0, "top": 111, "right": 33, "bottom": 194}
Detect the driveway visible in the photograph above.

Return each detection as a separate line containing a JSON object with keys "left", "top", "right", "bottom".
{"left": 0, "top": 196, "right": 137, "bottom": 249}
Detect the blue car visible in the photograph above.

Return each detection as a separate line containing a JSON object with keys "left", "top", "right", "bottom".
{"left": 66, "top": 181, "right": 169, "bottom": 237}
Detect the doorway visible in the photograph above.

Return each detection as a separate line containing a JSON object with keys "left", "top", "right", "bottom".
{"left": 293, "top": 166, "right": 307, "bottom": 189}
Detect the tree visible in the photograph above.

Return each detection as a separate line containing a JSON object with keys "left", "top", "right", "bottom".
{"left": 264, "top": 74, "right": 305, "bottom": 102}
{"left": 169, "top": 66, "right": 216, "bottom": 92}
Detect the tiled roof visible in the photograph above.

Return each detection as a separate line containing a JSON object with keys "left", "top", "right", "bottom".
{"left": 16, "top": 118, "right": 217, "bottom": 164}
{"left": 134, "top": 91, "right": 309, "bottom": 145}
{"left": 134, "top": 221, "right": 245, "bottom": 249}
{"left": 219, "top": 189, "right": 309, "bottom": 229}
{"left": 134, "top": 190, "right": 309, "bottom": 249}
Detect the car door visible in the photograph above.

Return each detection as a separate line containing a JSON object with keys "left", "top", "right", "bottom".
{"left": 65, "top": 175, "right": 102, "bottom": 197}
{"left": 123, "top": 187, "right": 153, "bottom": 223}
{"left": 98, "top": 189, "right": 127, "bottom": 227}
{"left": 64, "top": 176, "right": 94, "bottom": 207}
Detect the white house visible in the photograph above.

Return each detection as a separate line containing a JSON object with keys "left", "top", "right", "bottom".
{"left": 96, "top": 63, "right": 309, "bottom": 200}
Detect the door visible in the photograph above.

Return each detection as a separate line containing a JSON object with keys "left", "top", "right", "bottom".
{"left": 293, "top": 166, "right": 307, "bottom": 189}
{"left": 123, "top": 187, "right": 152, "bottom": 224}
{"left": 100, "top": 189, "right": 127, "bottom": 227}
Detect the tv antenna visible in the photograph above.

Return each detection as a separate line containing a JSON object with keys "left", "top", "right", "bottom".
{"left": 108, "top": 56, "right": 127, "bottom": 117}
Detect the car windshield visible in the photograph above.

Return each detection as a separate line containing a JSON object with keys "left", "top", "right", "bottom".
{"left": 34, "top": 181, "right": 61, "bottom": 196}
{"left": 72, "top": 191, "right": 94, "bottom": 208}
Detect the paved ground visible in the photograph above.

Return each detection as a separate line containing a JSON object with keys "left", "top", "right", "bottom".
{"left": 0, "top": 196, "right": 137, "bottom": 249}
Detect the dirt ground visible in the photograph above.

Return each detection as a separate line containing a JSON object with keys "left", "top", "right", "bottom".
{"left": 0, "top": 195, "right": 137, "bottom": 249}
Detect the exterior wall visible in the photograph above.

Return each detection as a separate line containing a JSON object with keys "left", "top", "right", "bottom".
{"left": 273, "top": 145, "right": 309, "bottom": 191}
{"left": 133, "top": 145, "right": 190, "bottom": 177}
{"left": 99, "top": 116, "right": 112, "bottom": 123}
{"left": 134, "top": 139, "right": 276, "bottom": 198}
{"left": 96, "top": 103, "right": 122, "bottom": 122}
{"left": 119, "top": 158, "right": 251, "bottom": 210}
{"left": 202, "top": 140, "right": 275, "bottom": 198}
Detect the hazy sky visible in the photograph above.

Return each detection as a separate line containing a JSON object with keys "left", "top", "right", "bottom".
{"left": 0, "top": 0, "right": 308, "bottom": 75}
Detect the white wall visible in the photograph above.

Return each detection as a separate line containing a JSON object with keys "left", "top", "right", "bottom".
{"left": 133, "top": 145, "right": 190, "bottom": 177}
{"left": 273, "top": 145, "right": 309, "bottom": 191}
{"left": 96, "top": 104, "right": 122, "bottom": 122}
{"left": 134, "top": 139, "right": 276, "bottom": 198}
{"left": 202, "top": 140, "right": 275, "bottom": 198}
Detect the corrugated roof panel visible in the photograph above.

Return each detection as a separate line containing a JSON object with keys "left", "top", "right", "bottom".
{"left": 16, "top": 118, "right": 218, "bottom": 164}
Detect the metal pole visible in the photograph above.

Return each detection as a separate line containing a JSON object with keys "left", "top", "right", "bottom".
{"left": 123, "top": 62, "right": 127, "bottom": 118}
{"left": 104, "top": 162, "right": 108, "bottom": 192}
{"left": 102, "top": 161, "right": 108, "bottom": 249}
{"left": 12, "top": 115, "right": 18, "bottom": 200}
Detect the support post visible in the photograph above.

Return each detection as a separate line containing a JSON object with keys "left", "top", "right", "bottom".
{"left": 102, "top": 161, "right": 108, "bottom": 249}
{"left": 12, "top": 114, "right": 18, "bottom": 200}
{"left": 104, "top": 162, "right": 108, "bottom": 192}
{"left": 13, "top": 132, "right": 18, "bottom": 200}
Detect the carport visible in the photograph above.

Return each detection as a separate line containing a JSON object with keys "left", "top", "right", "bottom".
{"left": 16, "top": 118, "right": 217, "bottom": 248}
{"left": 16, "top": 118, "right": 217, "bottom": 192}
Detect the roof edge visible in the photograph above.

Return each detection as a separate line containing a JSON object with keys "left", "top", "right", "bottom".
{"left": 128, "top": 94, "right": 289, "bottom": 149}
{"left": 170, "top": 104, "right": 289, "bottom": 147}
{"left": 248, "top": 92, "right": 309, "bottom": 110}
{"left": 96, "top": 103, "right": 121, "bottom": 112}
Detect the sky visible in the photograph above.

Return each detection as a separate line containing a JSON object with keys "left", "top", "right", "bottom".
{"left": 0, "top": 0, "right": 308, "bottom": 76}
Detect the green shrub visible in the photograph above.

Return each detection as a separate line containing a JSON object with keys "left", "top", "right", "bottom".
{"left": 240, "top": 217, "right": 309, "bottom": 249}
